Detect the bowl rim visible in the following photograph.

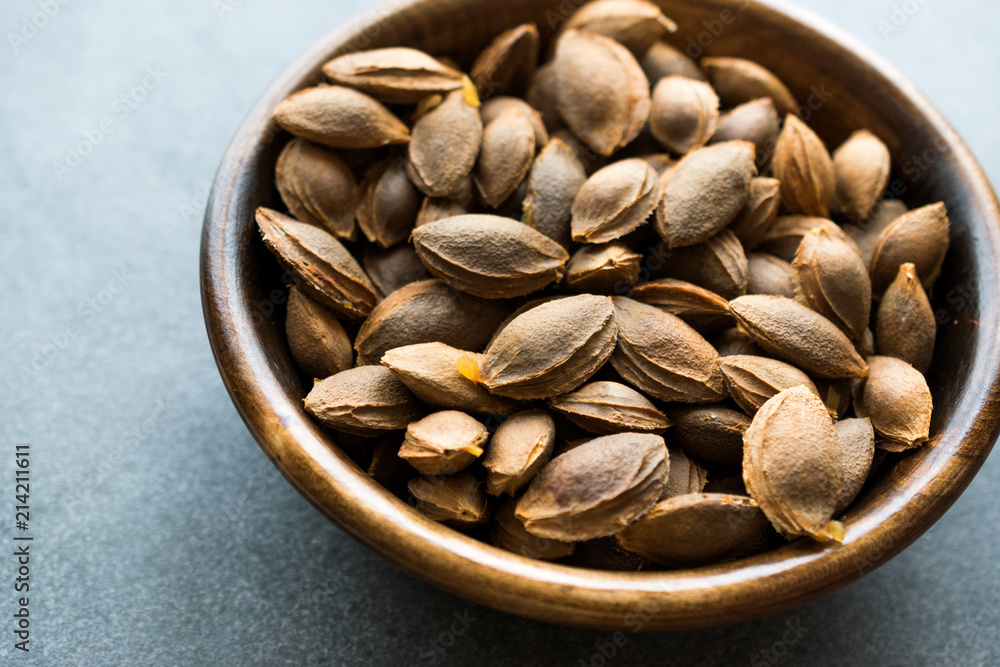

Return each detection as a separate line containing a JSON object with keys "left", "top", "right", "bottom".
{"left": 200, "top": 0, "right": 1000, "bottom": 630}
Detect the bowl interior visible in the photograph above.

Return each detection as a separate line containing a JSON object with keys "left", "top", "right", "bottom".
{"left": 201, "top": 0, "right": 1000, "bottom": 629}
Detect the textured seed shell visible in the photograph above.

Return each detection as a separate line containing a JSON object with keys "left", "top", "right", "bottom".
{"left": 876, "top": 263, "right": 936, "bottom": 373}
{"left": 481, "top": 97, "right": 550, "bottom": 151}
{"left": 833, "top": 130, "right": 891, "bottom": 221}
{"left": 362, "top": 243, "right": 430, "bottom": 298}
{"left": 653, "top": 229, "right": 748, "bottom": 299}
{"left": 526, "top": 62, "right": 564, "bottom": 133}
{"left": 399, "top": 410, "right": 489, "bottom": 475}
{"left": 730, "top": 295, "right": 868, "bottom": 378}
{"left": 853, "top": 356, "right": 933, "bottom": 451}
{"left": 667, "top": 405, "right": 748, "bottom": 466}
{"left": 322, "top": 47, "right": 465, "bottom": 103}
{"left": 491, "top": 499, "right": 575, "bottom": 560}
{"left": 522, "top": 138, "right": 589, "bottom": 248}
{"left": 412, "top": 215, "right": 570, "bottom": 298}
{"left": 720, "top": 354, "right": 820, "bottom": 415}
{"left": 834, "top": 418, "right": 875, "bottom": 514}
{"left": 747, "top": 252, "right": 796, "bottom": 298}
{"left": 354, "top": 279, "right": 508, "bottom": 366}
{"left": 869, "top": 202, "right": 950, "bottom": 296}
{"left": 610, "top": 297, "right": 728, "bottom": 402}
{"left": 617, "top": 493, "right": 769, "bottom": 567}
{"left": 356, "top": 158, "right": 421, "bottom": 248}
{"left": 701, "top": 57, "right": 799, "bottom": 117}
{"left": 408, "top": 473, "right": 491, "bottom": 530}
{"left": 729, "top": 177, "right": 781, "bottom": 250}
{"left": 759, "top": 215, "right": 858, "bottom": 263}
{"left": 470, "top": 23, "right": 540, "bottom": 97}
{"left": 275, "top": 138, "right": 359, "bottom": 241}
{"left": 843, "top": 199, "right": 908, "bottom": 268}
{"left": 793, "top": 227, "right": 873, "bottom": 339}
{"left": 564, "top": 242, "right": 643, "bottom": 294}
{"left": 285, "top": 287, "right": 353, "bottom": 380}
{"left": 655, "top": 141, "right": 756, "bottom": 248}
{"left": 557, "top": 0, "right": 677, "bottom": 55}
{"left": 480, "top": 295, "right": 618, "bottom": 399}
{"left": 549, "top": 381, "right": 671, "bottom": 434}
{"left": 710, "top": 98, "right": 780, "bottom": 172}
{"left": 553, "top": 128, "right": 609, "bottom": 175}
{"left": 554, "top": 30, "right": 651, "bottom": 157}
{"left": 661, "top": 448, "right": 708, "bottom": 500}
{"left": 483, "top": 409, "right": 556, "bottom": 496}
{"left": 641, "top": 40, "right": 706, "bottom": 84}
{"left": 256, "top": 207, "right": 378, "bottom": 319}
{"left": 743, "top": 385, "right": 844, "bottom": 541}
{"left": 515, "top": 433, "right": 669, "bottom": 541}
{"left": 649, "top": 76, "right": 719, "bottom": 155}
{"left": 304, "top": 365, "right": 423, "bottom": 435}
{"left": 774, "top": 115, "right": 836, "bottom": 218}
{"left": 629, "top": 278, "right": 732, "bottom": 330}
{"left": 381, "top": 343, "right": 519, "bottom": 415}
{"left": 571, "top": 159, "right": 660, "bottom": 243}
{"left": 713, "top": 327, "right": 765, "bottom": 358}
{"left": 415, "top": 196, "right": 471, "bottom": 228}
{"left": 407, "top": 88, "right": 484, "bottom": 197}
{"left": 273, "top": 86, "right": 410, "bottom": 149}
{"left": 474, "top": 107, "right": 537, "bottom": 208}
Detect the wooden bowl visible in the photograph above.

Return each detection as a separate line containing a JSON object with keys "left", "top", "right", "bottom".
{"left": 200, "top": 0, "right": 1000, "bottom": 629}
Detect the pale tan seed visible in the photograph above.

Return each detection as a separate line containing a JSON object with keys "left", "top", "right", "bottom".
{"left": 869, "top": 202, "right": 950, "bottom": 296}
{"left": 491, "top": 498, "right": 575, "bottom": 560}
{"left": 399, "top": 410, "right": 489, "bottom": 475}
{"left": 525, "top": 62, "right": 564, "bottom": 133}
{"left": 273, "top": 85, "right": 410, "bottom": 149}
{"left": 834, "top": 418, "right": 875, "bottom": 514}
{"left": 406, "top": 87, "right": 484, "bottom": 197}
{"left": 617, "top": 493, "right": 769, "bottom": 567}
{"left": 774, "top": 115, "right": 835, "bottom": 218}
{"left": 275, "top": 138, "right": 359, "bottom": 241}
{"left": 759, "top": 215, "right": 859, "bottom": 262}
{"left": 304, "top": 365, "right": 423, "bottom": 435}
{"left": 515, "top": 433, "right": 669, "bottom": 541}
{"left": 652, "top": 229, "right": 748, "bottom": 299}
{"left": 667, "top": 405, "right": 748, "bottom": 466}
{"left": 649, "top": 76, "right": 720, "bottom": 155}
{"left": 853, "top": 356, "right": 933, "bottom": 451}
{"left": 470, "top": 23, "right": 540, "bottom": 97}
{"left": 746, "top": 252, "right": 796, "bottom": 298}
{"left": 793, "top": 226, "right": 873, "bottom": 339}
{"left": 571, "top": 159, "right": 660, "bottom": 243}
{"left": 641, "top": 40, "right": 705, "bottom": 84}
{"left": 483, "top": 410, "right": 556, "bottom": 496}
{"left": 256, "top": 207, "right": 378, "bottom": 319}
{"left": 660, "top": 448, "right": 708, "bottom": 500}
{"left": 729, "top": 295, "right": 868, "bottom": 378}
{"left": 481, "top": 97, "right": 549, "bottom": 150}
{"left": 656, "top": 141, "right": 757, "bottom": 248}
{"left": 710, "top": 98, "right": 780, "bottom": 172}
{"left": 729, "top": 177, "right": 781, "bottom": 250}
{"left": 322, "top": 47, "right": 465, "bottom": 103}
{"left": 701, "top": 57, "right": 799, "bottom": 117}
{"left": 549, "top": 381, "right": 671, "bottom": 434}
{"left": 611, "top": 296, "right": 728, "bottom": 402}
{"left": 356, "top": 157, "right": 421, "bottom": 248}
{"left": 713, "top": 327, "right": 765, "bottom": 358}
{"left": 362, "top": 244, "right": 431, "bottom": 298}
{"left": 474, "top": 106, "right": 537, "bottom": 208}
{"left": 743, "top": 386, "right": 845, "bottom": 541}
{"left": 833, "top": 130, "right": 891, "bottom": 221}
{"left": 412, "top": 215, "right": 570, "bottom": 298}
{"left": 876, "top": 263, "right": 936, "bottom": 373}
{"left": 408, "top": 472, "right": 491, "bottom": 530}
{"left": 564, "top": 242, "right": 643, "bottom": 294}
{"left": 381, "top": 343, "right": 520, "bottom": 415}
{"left": 720, "top": 354, "right": 820, "bottom": 415}
{"left": 554, "top": 30, "right": 651, "bottom": 157}
{"left": 285, "top": 287, "right": 353, "bottom": 380}
{"left": 523, "top": 138, "right": 588, "bottom": 247}
{"left": 557, "top": 0, "right": 677, "bottom": 55}
{"left": 354, "top": 279, "right": 508, "bottom": 366}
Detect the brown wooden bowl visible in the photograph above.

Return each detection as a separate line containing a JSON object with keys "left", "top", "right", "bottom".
{"left": 200, "top": 0, "right": 1000, "bottom": 629}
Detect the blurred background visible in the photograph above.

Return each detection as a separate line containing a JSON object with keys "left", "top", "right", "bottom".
{"left": 2, "top": 0, "right": 999, "bottom": 664}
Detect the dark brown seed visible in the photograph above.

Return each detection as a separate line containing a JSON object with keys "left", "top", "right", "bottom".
{"left": 746, "top": 252, "right": 796, "bottom": 298}
{"left": 474, "top": 107, "right": 537, "bottom": 208}
{"left": 869, "top": 202, "right": 950, "bottom": 297}
{"left": 399, "top": 410, "right": 488, "bottom": 475}
{"left": 701, "top": 57, "right": 799, "bottom": 117}
{"left": 653, "top": 229, "right": 749, "bottom": 299}
{"left": 285, "top": 287, "right": 353, "bottom": 380}
{"left": 407, "top": 87, "right": 484, "bottom": 197}
{"left": 833, "top": 130, "right": 891, "bottom": 221}
{"left": 729, "top": 295, "right": 869, "bottom": 378}
{"left": 367, "top": 436, "right": 411, "bottom": 498}
{"left": 834, "top": 418, "right": 875, "bottom": 514}
{"left": 416, "top": 197, "right": 471, "bottom": 228}
{"left": 470, "top": 23, "right": 540, "bottom": 97}
{"left": 354, "top": 279, "right": 508, "bottom": 366}
{"left": 649, "top": 76, "right": 720, "bottom": 155}
{"left": 408, "top": 473, "right": 491, "bottom": 530}
{"left": 256, "top": 207, "right": 378, "bottom": 319}
{"left": 729, "top": 177, "right": 781, "bottom": 250}
{"left": 641, "top": 40, "right": 705, "bottom": 84}
{"left": 660, "top": 448, "right": 708, "bottom": 500}
{"left": 491, "top": 499, "right": 575, "bottom": 560}
{"left": 720, "top": 354, "right": 820, "bottom": 416}
{"left": 571, "top": 159, "right": 660, "bottom": 244}
{"left": 667, "top": 405, "right": 748, "bottom": 466}
{"left": 273, "top": 86, "right": 410, "bottom": 149}
{"left": 412, "top": 215, "right": 570, "bottom": 298}
{"left": 710, "top": 98, "right": 780, "bottom": 172}
{"left": 617, "top": 493, "right": 769, "bottom": 567}
{"left": 481, "top": 97, "right": 550, "bottom": 150}
{"left": 549, "top": 381, "right": 671, "bottom": 434}
{"left": 322, "top": 47, "right": 465, "bottom": 103}
{"left": 304, "top": 365, "right": 423, "bottom": 435}
{"left": 356, "top": 158, "right": 421, "bottom": 248}
{"left": 362, "top": 244, "right": 431, "bottom": 298}
{"left": 876, "top": 263, "right": 936, "bottom": 373}
{"left": 523, "top": 138, "right": 588, "bottom": 248}
{"left": 557, "top": 0, "right": 677, "bottom": 55}
{"left": 773, "top": 115, "right": 835, "bottom": 218}
{"left": 564, "top": 242, "right": 643, "bottom": 294}
{"left": 515, "top": 433, "right": 669, "bottom": 541}
{"left": 629, "top": 278, "right": 732, "bottom": 331}
{"left": 759, "top": 215, "right": 858, "bottom": 262}
{"left": 655, "top": 141, "right": 756, "bottom": 248}
{"left": 853, "top": 356, "right": 933, "bottom": 451}
{"left": 792, "top": 227, "right": 873, "bottom": 339}
{"left": 275, "top": 138, "right": 359, "bottom": 241}
{"left": 483, "top": 409, "right": 556, "bottom": 496}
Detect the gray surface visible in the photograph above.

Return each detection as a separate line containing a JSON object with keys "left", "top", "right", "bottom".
{"left": 2, "top": 0, "right": 999, "bottom": 664}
